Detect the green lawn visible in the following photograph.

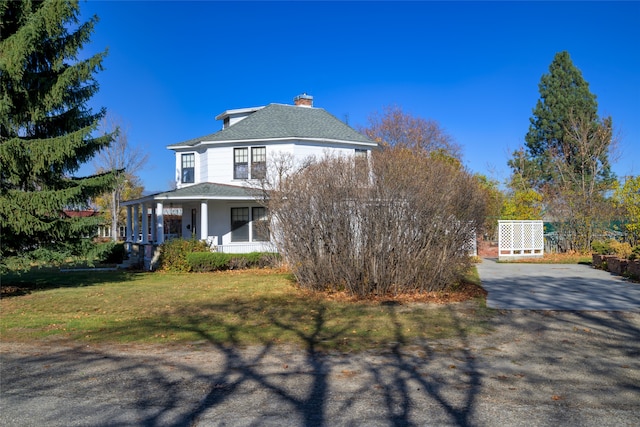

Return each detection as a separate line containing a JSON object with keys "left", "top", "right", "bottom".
{"left": 1, "top": 268, "right": 493, "bottom": 352}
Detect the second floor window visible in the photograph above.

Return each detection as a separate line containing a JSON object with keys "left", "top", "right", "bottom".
{"left": 182, "top": 153, "right": 195, "bottom": 183}
{"left": 251, "top": 147, "right": 266, "bottom": 179}
{"left": 234, "top": 146, "right": 266, "bottom": 180}
{"left": 234, "top": 148, "right": 249, "bottom": 179}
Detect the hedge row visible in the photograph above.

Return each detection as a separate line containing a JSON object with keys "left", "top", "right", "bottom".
{"left": 159, "top": 239, "right": 211, "bottom": 272}
{"left": 186, "top": 252, "right": 281, "bottom": 272}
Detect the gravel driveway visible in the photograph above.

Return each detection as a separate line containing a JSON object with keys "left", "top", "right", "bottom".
{"left": 477, "top": 258, "right": 640, "bottom": 311}
{"left": 2, "top": 262, "right": 639, "bottom": 426}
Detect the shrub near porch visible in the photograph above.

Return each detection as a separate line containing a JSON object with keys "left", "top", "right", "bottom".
{"left": 186, "top": 252, "right": 280, "bottom": 272}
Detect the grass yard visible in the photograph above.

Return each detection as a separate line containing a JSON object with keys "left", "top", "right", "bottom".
{"left": 0, "top": 268, "right": 492, "bottom": 352}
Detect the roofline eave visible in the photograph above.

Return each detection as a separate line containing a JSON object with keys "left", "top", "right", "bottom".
{"left": 122, "top": 195, "right": 262, "bottom": 205}
{"left": 168, "top": 137, "right": 378, "bottom": 150}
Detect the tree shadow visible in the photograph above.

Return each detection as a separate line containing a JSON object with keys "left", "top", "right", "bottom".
{"left": 345, "top": 303, "right": 482, "bottom": 426}
{"left": 0, "top": 298, "right": 487, "bottom": 426}
{"left": 1, "top": 268, "right": 146, "bottom": 297}
{"left": 2, "top": 300, "right": 638, "bottom": 426}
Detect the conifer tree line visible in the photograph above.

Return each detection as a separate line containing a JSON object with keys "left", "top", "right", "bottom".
{"left": 0, "top": 0, "right": 117, "bottom": 262}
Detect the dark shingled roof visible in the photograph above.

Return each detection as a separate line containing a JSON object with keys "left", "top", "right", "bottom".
{"left": 154, "top": 182, "right": 257, "bottom": 200}
{"left": 168, "top": 104, "right": 374, "bottom": 148}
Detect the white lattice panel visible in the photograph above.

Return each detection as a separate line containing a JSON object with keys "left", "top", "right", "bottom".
{"left": 498, "top": 220, "right": 544, "bottom": 260}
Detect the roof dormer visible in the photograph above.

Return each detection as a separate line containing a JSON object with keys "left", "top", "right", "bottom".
{"left": 215, "top": 106, "right": 263, "bottom": 129}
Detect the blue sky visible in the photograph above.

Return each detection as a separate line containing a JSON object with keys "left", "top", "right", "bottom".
{"left": 79, "top": 1, "right": 640, "bottom": 192}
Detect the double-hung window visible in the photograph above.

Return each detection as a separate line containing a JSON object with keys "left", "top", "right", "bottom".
{"left": 234, "top": 148, "right": 249, "bottom": 179}
{"left": 354, "top": 149, "right": 368, "bottom": 184}
{"left": 231, "top": 207, "right": 250, "bottom": 242}
{"left": 252, "top": 207, "right": 270, "bottom": 241}
{"left": 251, "top": 147, "right": 267, "bottom": 179}
{"left": 234, "top": 146, "right": 266, "bottom": 180}
{"left": 181, "top": 153, "right": 195, "bottom": 183}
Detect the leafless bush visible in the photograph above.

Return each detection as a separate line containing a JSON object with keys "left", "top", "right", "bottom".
{"left": 545, "top": 112, "right": 618, "bottom": 252}
{"left": 361, "top": 105, "right": 462, "bottom": 160}
{"left": 265, "top": 149, "right": 486, "bottom": 297}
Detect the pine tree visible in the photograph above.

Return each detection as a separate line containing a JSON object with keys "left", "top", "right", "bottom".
{"left": 509, "top": 51, "right": 613, "bottom": 190}
{"left": 507, "top": 51, "right": 617, "bottom": 251}
{"left": 0, "top": 0, "right": 116, "bottom": 261}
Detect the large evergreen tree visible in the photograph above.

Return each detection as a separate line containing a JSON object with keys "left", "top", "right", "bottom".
{"left": 509, "top": 51, "right": 613, "bottom": 190}
{"left": 507, "top": 51, "right": 617, "bottom": 251}
{"left": 0, "top": 0, "right": 116, "bottom": 261}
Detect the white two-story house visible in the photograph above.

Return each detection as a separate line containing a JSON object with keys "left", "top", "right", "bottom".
{"left": 122, "top": 94, "right": 378, "bottom": 258}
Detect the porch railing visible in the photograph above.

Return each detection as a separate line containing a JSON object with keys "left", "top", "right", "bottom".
{"left": 214, "top": 242, "right": 277, "bottom": 254}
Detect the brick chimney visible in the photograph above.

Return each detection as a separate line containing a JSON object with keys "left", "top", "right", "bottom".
{"left": 294, "top": 93, "right": 313, "bottom": 107}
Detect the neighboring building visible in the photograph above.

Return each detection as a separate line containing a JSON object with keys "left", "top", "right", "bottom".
{"left": 122, "top": 94, "right": 378, "bottom": 255}
{"left": 63, "top": 209, "right": 106, "bottom": 240}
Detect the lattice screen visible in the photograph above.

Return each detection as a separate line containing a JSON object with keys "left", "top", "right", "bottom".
{"left": 498, "top": 220, "right": 544, "bottom": 260}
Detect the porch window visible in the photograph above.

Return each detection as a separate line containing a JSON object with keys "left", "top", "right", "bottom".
{"left": 234, "top": 148, "right": 248, "bottom": 179}
{"left": 252, "top": 207, "right": 270, "bottom": 241}
{"left": 181, "top": 153, "right": 195, "bottom": 183}
{"left": 231, "top": 207, "right": 250, "bottom": 242}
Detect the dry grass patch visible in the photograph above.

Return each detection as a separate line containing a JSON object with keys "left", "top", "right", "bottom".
{"left": 498, "top": 252, "right": 592, "bottom": 264}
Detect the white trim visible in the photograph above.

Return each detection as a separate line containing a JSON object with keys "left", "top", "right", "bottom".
{"left": 133, "top": 205, "right": 140, "bottom": 243}
{"left": 141, "top": 202, "right": 149, "bottom": 244}
{"left": 498, "top": 220, "right": 544, "bottom": 260}
{"left": 200, "top": 200, "right": 209, "bottom": 240}
{"left": 214, "top": 106, "right": 264, "bottom": 120}
{"left": 169, "top": 137, "right": 378, "bottom": 150}
{"left": 156, "top": 202, "right": 165, "bottom": 244}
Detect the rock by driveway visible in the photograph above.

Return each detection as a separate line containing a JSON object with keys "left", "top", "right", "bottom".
{"left": 476, "top": 258, "right": 640, "bottom": 311}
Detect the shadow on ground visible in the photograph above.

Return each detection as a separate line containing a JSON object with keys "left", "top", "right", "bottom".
{"left": 2, "top": 306, "right": 639, "bottom": 426}
{"left": 1, "top": 269, "right": 144, "bottom": 297}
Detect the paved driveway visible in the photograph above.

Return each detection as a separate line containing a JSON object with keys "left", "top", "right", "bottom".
{"left": 476, "top": 258, "right": 640, "bottom": 311}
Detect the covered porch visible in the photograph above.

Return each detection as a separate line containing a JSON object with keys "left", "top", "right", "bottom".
{"left": 121, "top": 183, "right": 274, "bottom": 269}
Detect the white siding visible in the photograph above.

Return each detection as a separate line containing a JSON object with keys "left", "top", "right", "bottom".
{"left": 292, "top": 143, "right": 361, "bottom": 161}
{"left": 196, "top": 141, "right": 368, "bottom": 185}
{"left": 174, "top": 141, "right": 372, "bottom": 188}
{"left": 198, "top": 148, "right": 208, "bottom": 184}
{"left": 204, "top": 146, "right": 233, "bottom": 183}
{"left": 175, "top": 150, "right": 202, "bottom": 189}
{"left": 174, "top": 153, "right": 181, "bottom": 187}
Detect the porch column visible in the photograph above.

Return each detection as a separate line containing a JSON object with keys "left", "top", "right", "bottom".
{"left": 133, "top": 204, "right": 139, "bottom": 243}
{"left": 141, "top": 202, "right": 149, "bottom": 244}
{"left": 156, "top": 202, "right": 165, "bottom": 244}
{"left": 150, "top": 204, "right": 157, "bottom": 242}
{"left": 126, "top": 205, "right": 133, "bottom": 242}
{"left": 200, "top": 200, "right": 208, "bottom": 241}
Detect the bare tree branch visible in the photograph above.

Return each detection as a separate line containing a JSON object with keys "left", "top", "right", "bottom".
{"left": 93, "top": 114, "right": 149, "bottom": 241}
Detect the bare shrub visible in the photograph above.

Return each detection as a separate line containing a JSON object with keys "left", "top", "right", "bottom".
{"left": 266, "top": 149, "right": 486, "bottom": 297}
{"left": 361, "top": 105, "right": 462, "bottom": 160}
{"left": 545, "top": 112, "right": 618, "bottom": 252}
